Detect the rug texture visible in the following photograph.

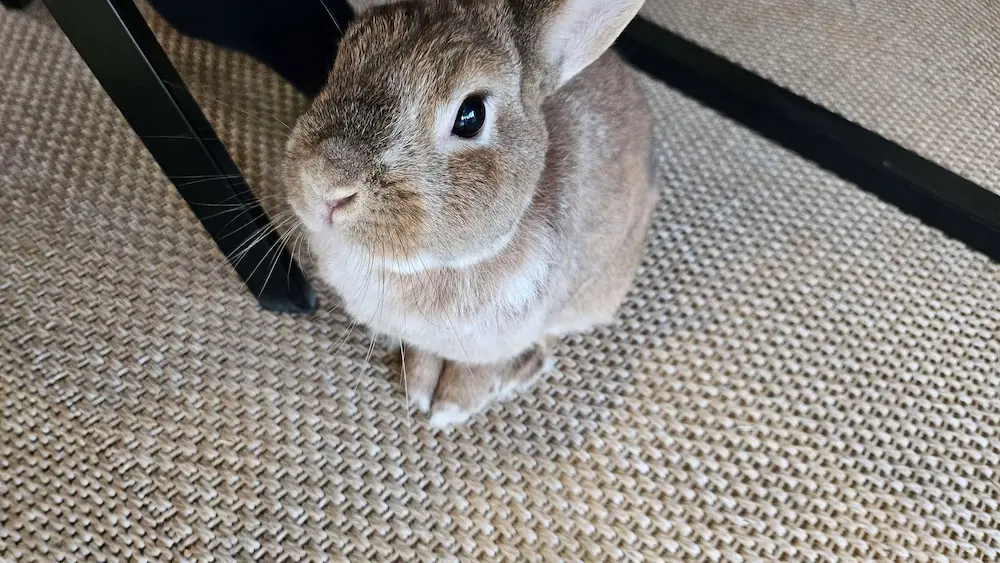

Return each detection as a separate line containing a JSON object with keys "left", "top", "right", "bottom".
{"left": 1, "top": 3, "right": 999, "bottom": 562}
{"left": 641, "top": 0, "right": 1000, "bottom": 195}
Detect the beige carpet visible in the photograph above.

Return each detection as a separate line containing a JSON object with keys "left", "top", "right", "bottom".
{"left": 642, "top": 0, "right": 1000, "bottom": 195}
{"left": 3, "top": 3, "right": 1000, "bottom": 562}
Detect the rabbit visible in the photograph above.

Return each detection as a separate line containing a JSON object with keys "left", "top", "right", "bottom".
{"left": 282, "top": 0, "right": 656, "bottom": 427}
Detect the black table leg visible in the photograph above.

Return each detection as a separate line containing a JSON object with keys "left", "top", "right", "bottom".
{"left": 1, "top": 0, "right": 33, "bottom": 9}
{"left": 42, "top": 0, "right": 317, "bottom": 314}
{"left": 616, "top": 18, "right": 1000, "bottom": 263}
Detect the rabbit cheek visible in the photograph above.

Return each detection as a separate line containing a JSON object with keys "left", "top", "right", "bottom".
{"left": 436, "top": 147, "right": 522, "bottom": 259}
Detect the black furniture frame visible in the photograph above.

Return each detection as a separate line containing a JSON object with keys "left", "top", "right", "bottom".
{"left": 12, "top": 0, "right": 1000, "bottom": 314}
{"left": 614, "top": 20, "right": 1000, "bottom": 262}
{"left": 41, "top": 0, "right": 317, "bottom": 314}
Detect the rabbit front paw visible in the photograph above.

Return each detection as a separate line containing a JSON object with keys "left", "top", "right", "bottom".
{"left": 397, "top": 345, "right": 443, "bottom": 414}
{"left": 429, "top": 343, "right": 553, "bottom": 429}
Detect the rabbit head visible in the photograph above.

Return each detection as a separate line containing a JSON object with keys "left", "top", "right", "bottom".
{"left": 282, "top": 0, "right": 645, "bottom": 272}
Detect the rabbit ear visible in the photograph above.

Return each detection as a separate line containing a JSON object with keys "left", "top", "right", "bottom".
{"left": 530, "top": 0, "right": 645, "bottom": 88}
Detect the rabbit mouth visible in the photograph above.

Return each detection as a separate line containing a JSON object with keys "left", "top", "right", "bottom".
{"left": 324, "top": 193, "right": 358, "bottom": 224}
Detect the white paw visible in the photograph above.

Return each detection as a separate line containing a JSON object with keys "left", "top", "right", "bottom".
{"left": 429, "top": 403, "right": 473, "bottom": 429}
{"left": 409, "top": 393, "right": 432, "bottom": 414}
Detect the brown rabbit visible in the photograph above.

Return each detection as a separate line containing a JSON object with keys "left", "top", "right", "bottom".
{"left": 282, "top": 0, "right": 655, "bottom": 427}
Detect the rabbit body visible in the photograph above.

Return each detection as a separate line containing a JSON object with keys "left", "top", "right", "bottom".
{"left": 283, "top": 0, "right": 653, "bottom": 425}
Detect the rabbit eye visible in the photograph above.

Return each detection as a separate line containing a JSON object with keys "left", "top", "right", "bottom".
{"left": 452, "top": 95, "right": 486, "bottom": 139}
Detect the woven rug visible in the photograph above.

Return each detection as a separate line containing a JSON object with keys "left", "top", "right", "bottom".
{"left": 2, "top": 4, "right": 999, "bottom": 561}
{"left": 641, "top": 0, "right": 1000, "bottom": 195}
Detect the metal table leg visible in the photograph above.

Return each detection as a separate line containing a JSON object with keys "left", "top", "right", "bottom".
{"left": 41, "top": 0, "right": 317, "bottom": 314}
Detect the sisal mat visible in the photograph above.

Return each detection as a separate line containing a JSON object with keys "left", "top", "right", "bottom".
{"left": 641, "top": 0, "right": 1000, "bottom": 195}
{"left": 2, "top": 4, "right": 1000, "bottom": 561}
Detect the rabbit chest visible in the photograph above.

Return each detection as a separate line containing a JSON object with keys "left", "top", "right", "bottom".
{"left": 317, "top": 236, "right": 557, "bottom": 364}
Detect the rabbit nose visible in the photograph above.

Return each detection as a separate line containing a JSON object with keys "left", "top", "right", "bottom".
{"left": 324, "top": 192, "right": 357, "bottom": 223}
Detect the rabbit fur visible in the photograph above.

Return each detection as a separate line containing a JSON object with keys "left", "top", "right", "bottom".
{"left": 282, "top": 0, "right": 655, "bottom": 427}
